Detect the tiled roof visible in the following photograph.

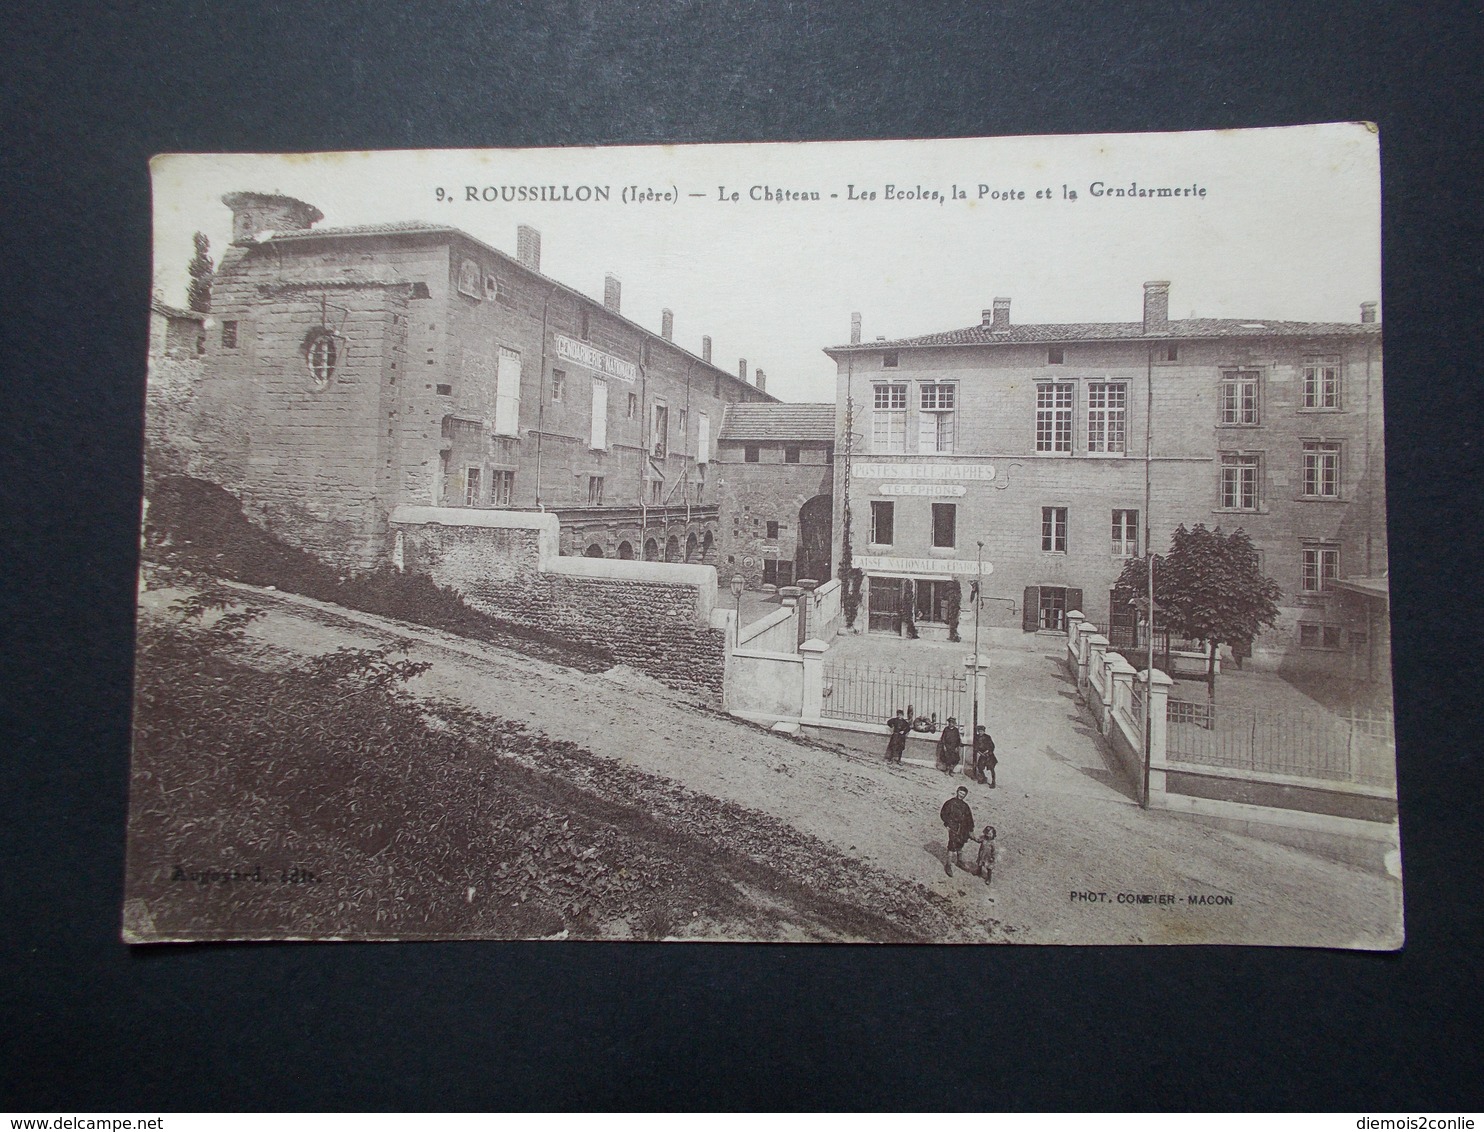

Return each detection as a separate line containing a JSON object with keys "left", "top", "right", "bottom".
{"left": 829, "top": 317, "right": 1381, "bottom": 352}
{"left": 266, "top": 221, "right": 455, "bottom": 241}
{"left": 719, "top": 403, "right": 836, "bottom": 442}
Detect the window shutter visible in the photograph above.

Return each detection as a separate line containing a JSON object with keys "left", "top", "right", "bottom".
{"left": 1067, "top": 588, "right": 1084, "bottom": 617}
{"left": 494, "top": 347, "right": 521, "bottom": 436}
{"left": 589, "top": 378, "right": 608, "bottom": 450}
{"left": 697, "top": 412, "right": 710, "bottom": 463}
{"left": 1022, "top": 587, "right": 1039, "bottom": 632}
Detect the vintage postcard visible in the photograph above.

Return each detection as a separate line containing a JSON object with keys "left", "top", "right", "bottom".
{"left": 127, "top": 125, "right": 1400, "bottom": 946}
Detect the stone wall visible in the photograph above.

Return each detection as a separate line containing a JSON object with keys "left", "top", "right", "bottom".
{"left": 713, "top": 440, "right": 833, "bottom": 588}
{"left": 390, "top": 506, "right": 727, "bottom": 699}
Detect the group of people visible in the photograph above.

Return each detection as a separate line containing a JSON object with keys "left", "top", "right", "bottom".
{"left": 883, "top": 708, "right": 1002, "bottom": 889}
{"left": 884, "top": 709, "right": 997, "bottom": 787}
{"left": 939, "top": 786, "right": 996, "bottom": 885}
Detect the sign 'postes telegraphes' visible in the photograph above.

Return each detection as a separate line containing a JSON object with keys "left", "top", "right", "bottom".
{"left": 856, "top": 463, "right": 997, "bottom": 481}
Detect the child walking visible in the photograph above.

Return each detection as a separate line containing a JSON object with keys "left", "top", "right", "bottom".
{"left": 975, "top": 826, "right": 997, "bottom": 891}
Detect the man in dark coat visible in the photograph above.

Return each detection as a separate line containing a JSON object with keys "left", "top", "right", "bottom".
{"left": 884, "top": 709, "right": 910, "bottom": 763}
{"left": 939, "top": 785, "right": 974, "bottom": 876}
{"left": 936, "top": 717, "right": 963, "bottom": 775}
{"left": 973, "top": 724, "right": 997, "bottom": 787}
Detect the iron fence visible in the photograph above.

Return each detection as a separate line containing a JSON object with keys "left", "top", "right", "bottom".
{"left": 821, "top": 663, "right": 970, "bottom": 727}
{"left": 1165, "top": 699, "right": 1395, "bottom": 788}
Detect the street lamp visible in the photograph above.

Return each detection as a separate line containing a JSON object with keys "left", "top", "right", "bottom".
{"left": 730, "top": 573, "right": 745, "bottom": 630}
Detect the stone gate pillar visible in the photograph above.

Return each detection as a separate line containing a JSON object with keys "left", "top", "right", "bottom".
{"left": 1139, "top": 668, "right": 1174, "bottom": 806}
{"left": 800, "top": 639, "right": 829, "bottom": 725}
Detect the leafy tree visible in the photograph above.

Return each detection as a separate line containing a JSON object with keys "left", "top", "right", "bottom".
{"left": 1114, "top": 524, "right": 1281, "bottom": 704}
{"left": 186, "top": 231, "right": 214, "bottom": 313}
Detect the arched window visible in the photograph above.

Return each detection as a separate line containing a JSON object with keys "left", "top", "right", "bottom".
{"left": 665, "top": 535, "right": 680, "bottom": 562}
{"left": 305, "top": 330, "right": 338, "bottom": 388}
{"left": 702, "top": 530, "right": 715, "bottom": 562}
{"left": 644, "top": 538, "right": 659, "bottom": 561}
{"left": 585, "top": 543, "right": 605, "bottom": 558}
{"left": 686, "top": 533, "right": 698, "bottom": 562}
{"left": 617, "top": 541, "right": 634, "bottom": 560}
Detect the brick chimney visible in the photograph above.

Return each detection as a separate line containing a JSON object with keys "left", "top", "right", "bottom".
{"left": 221, "top": 191, "right": 323, "bottom": 244}
{"left": 661, "top": 308, "right": 674, "bottom": 340}
{"left": 1361, "top": 301, "right": 1378, "bottom": 324}
{"left": 1143, "top": 281, "right": 1171, "bottom": 332}
{"left": 702, "top": 335, "right": 712, "bottom": 363}
{"left": 755, "top": 368, "right": 766, "bottom": 393}
{"left": 738, "top": 358, "right": 748, "bottom": 384}
{"left": 516, "top": 225, "right": 541, "bottom": 271}
{"left": 983, "top": 297, "right": 1011, "bottom": 330}
{"left": 850, "top": 312, "right": 862, "bottom": 345}
{"left": 603, "top": 274, "right": 621, "bottom": 313}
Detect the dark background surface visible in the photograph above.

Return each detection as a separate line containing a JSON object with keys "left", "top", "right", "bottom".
{"left": 2, "top": 0, "right": 1481, "bottom": 1111}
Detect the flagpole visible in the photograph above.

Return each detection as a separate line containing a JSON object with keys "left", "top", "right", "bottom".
{"left": 1142, "top": 347, "right": 1155, "bottom": 810}
{"left": 973, "top": 540, "right": 983, "bottom": 744}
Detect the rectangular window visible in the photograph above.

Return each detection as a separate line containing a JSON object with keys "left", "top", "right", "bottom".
{"left": 1112, "top": 509, "right": 1140, "bottom": 557}
{"left": 1047, "top": 347, "right": 1064, "bottom": 365}
{"left": 870, "top": 500, "right": 894, "bottom": 545}
{"left": 550, "top": 369, "right": 565, "bottom": 402}
{"left": 1302, "top": 545, "right": 1339, "bottom": 593}
{"left": 872, "top": 383, "right": 907, "bottom": 454}
{"left": 697, "top": 412, "right": 711, "bottom": 463}
{"left": 589, "top": 378, "right": 608, "bottom": 450}
{"left": 919, "top": 383, "right": 957, "bottom": 454}
{"left": 464, "top": 467, "right": 482, "bottom": 506}
{"left": 493, "top": 347, "right": 521, "bottom": 436}
{"left": 588, "top": 475, "right": 604, "bottom": 505}
{"left": 627, "top": 391, "right": 638, "bottom": 419}
{"left": 1036, "top": 383, "right": 1074, "bottom": 452}
{"left": 1086, "top": 382, "right": 1127, "bottom": 454}
{"left": 784, "top": 445, "right": 800, "bottom": 463}
{"left": 744, "top": 444, "right": 760, "bottom": 463}
{"left": 579, "top": 308, "right": 591, "bottom": 341}
{"left": 932, "top": 503, "right": 956, "bottom": 549}
{"left": 1163, "top": 344, "right": 1178, "bottom": 362}
{"left": 766, "top": 520, "right": 780, "bottom": 539}
{"left": 1302, "top": 355, "right": 1341, "bottom": 409}
{"left": 1299, "top": 623, "right": 1344, "bottom": 650}
{"left": 1219, "top": 370, "right": 1261, "bottom": 425}
{"left": 1219, "top": 453, "right": 1260, "bottom": 510}
{"left": 490, "top": 470, "right": 514, "bottom": 507}
{"left": 1039, "top": 587, "right": 1069, "bottom": 631}
{"left": 648, "top": 478, "right": 663, "bottom": 505}
{"left": 1302, "top": 440, "right": 1340, "bottom": 498}
{"left": 1042, "top": 506, "right": 1068, "bottom": 552}
{"left": 221, "top": 320, "right": 238, "bottom": 349}
{"left": 651, "top": 404, "right": 668, "bottom": 458}
{"left": 678, "top": 408, "right": 688, "bottom": 438}
{"left": 882, "top": 351, "right": 899, "bottom": 368}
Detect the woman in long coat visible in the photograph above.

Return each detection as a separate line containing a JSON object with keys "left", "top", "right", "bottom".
{"left": 935, "top": 717, "right": 963, "bottom": 774}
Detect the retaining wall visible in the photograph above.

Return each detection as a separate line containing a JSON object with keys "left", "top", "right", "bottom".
{"left": 391, "top": 506, "right": 726, "bottom": 699}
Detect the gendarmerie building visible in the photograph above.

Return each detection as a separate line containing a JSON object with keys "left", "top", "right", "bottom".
{"left": 184, "top": 191, "right": 775, "bottom": 570}
{"left": 826, "top": 284, "right": 1386, "bottom": 674}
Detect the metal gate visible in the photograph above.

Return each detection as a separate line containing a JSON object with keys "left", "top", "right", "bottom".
{"left": 821, "top": 662, "right": 969, "bottom": 726}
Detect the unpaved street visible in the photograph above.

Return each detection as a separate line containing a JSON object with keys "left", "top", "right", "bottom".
{"left": 191, "top": 583, "right": 1402, "bottom": 946}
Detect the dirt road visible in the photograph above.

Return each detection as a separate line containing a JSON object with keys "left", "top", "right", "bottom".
{"left": 181, "top": 582, "right": 1402, "bottom": 946}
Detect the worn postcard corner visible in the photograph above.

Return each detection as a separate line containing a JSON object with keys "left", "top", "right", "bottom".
{"left": 128, "top": 125, "right": 1399, "bottom": 946}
